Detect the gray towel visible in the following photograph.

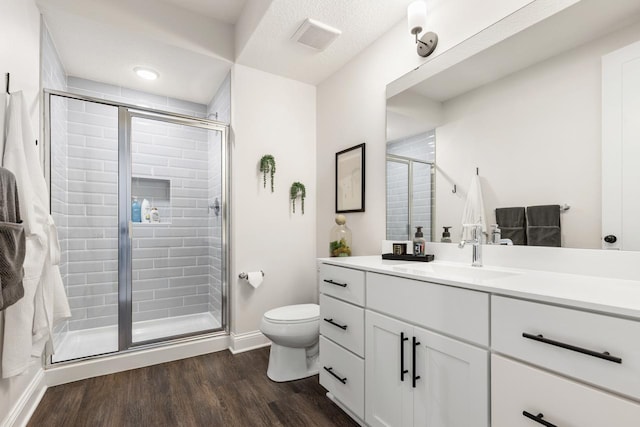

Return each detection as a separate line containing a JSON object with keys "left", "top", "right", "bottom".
{"left": 527, "top": 205, "right": 561, "bottom": 247}
{"left": 0, "top": 221, "right": 26, "bottom": 309}
{"left": 0, "top": 167, "right": 25, "bottom": 310}
{"left": 495, "top": 207, "right": 526, "bottom": 245}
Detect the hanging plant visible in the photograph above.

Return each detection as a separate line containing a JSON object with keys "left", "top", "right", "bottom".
{"left": 259, "top": 154, "right": 276, "bottom": 192}
{"left": 290, "top": 182, "right": 306, "bottom": 214}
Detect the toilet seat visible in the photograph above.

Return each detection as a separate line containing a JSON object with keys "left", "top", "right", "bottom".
{"left": 264, "top": 304, "right": 319, "bottom": 324}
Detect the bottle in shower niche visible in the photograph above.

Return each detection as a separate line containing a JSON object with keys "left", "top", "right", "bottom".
{"left": 413, "top": 226, "right": 426, "bottom": 256}
{"left": 131, "top": 196, "right": 142, "bottom": 223}
{"left": 141, "top": 198, "right": 151, "bottom": 223}
{"left": 150, "top": 207, "right": 160, "bottom": 223}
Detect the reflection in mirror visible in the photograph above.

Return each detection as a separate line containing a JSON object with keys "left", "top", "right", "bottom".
{"left": 385, "top": 131, "right": 435, "bottom": 241}
{"left": 386, "top": 0, "right": 640, "bottom": 250}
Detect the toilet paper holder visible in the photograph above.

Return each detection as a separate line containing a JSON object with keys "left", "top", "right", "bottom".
{"left": 238, "top": 270, "right": 264, "bottom": 280}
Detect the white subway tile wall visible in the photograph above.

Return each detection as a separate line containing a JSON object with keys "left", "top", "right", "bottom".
{"left": 386, "top": 131, "right": 435, "bottom": 241}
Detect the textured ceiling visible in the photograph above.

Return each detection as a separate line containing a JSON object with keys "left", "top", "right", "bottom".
{"left": 160, "top": 0, "right": 247, "bottom": 24}
{"left": 37, "top": 0, "right": 416, "bottom": 104}
{"left": 237, "top": 0, "right": 415, "bottom": 84}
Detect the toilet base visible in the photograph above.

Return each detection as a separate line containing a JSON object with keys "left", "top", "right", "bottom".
{"left": 266, "top": 343, "right": 319, "bottom": 382}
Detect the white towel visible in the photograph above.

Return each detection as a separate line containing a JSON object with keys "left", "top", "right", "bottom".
{"left": 1, "top": 91, "right": 70, "bottom": 378}
{"left": 460, "top": 174, "right": 488, "bottom": 242}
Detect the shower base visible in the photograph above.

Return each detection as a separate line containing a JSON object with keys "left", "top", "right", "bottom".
{"left": 52, "top": 312, "right": 221, "bottom": 363}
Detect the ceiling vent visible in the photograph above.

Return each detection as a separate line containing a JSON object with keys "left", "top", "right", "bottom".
{"left": 291, "top": 18, "right": 341, "bottom": 51}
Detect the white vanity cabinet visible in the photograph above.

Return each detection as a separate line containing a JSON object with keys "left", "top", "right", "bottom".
{"left": 365, "top": 273, "right": 489, "bottom": 427}
{"left": 318, "top": 257, "right": 640, "bottom": 427}
{"left": 318, "top": 264, "right": 366, "bottom": 421}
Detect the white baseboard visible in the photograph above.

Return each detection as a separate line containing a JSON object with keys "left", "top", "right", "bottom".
{"left": 229, "top": 330, "right": 270, "bottom": 354}
{"left": 46, "top": 334, "right": 230, "bottom": 387}
{"left": 2, "top": 368, "right": 47, "bottom": 427}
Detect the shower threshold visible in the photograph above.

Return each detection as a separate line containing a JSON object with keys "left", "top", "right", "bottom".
{"left": 52, "top": 312, "right": 221, "bottom": 363}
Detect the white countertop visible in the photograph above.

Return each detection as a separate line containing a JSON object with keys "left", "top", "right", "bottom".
{"left": 318, "top": 256, "right": 640, "bottom": 320}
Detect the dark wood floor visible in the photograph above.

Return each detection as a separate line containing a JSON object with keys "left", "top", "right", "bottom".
{"left": 29, "top": 347, "right": 359, "bottom": 427}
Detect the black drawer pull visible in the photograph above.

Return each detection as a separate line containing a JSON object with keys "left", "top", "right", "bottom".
{"left": 323, "top": 318, "right": 347, "bottom": 330}
{"left": 400, "top": 332, "right": 409, "bottom": 381}
{"left": 412, "top": 336, "right": 421, "bottom": 388}
{"left": 522, "top": 411, "right": 557, "bottom": 427}
{"left": 323, "top": 366, "right": 347, "bottom": 384}
{"left": 522, "top": 333, "right": 622, "bottom": 364}
{"left": 323, "top": 279, "right": 347, "bottom": 288}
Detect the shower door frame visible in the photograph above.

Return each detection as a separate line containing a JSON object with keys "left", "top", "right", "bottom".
{"left": 44, "top": 89, "right": 231, "bottom": 362}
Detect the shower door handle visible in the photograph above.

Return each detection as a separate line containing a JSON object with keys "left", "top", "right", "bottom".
{"left": 128, "top": 221, "right": 133, "bottom": 239}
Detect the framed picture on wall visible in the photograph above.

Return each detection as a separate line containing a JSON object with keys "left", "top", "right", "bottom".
{"left": 335, "top": 143, "right": 365, "bottom": 213}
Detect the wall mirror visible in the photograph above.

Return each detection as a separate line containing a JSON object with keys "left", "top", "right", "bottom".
{"left": 385, "top": 0, "right": 640, "bottom": 251}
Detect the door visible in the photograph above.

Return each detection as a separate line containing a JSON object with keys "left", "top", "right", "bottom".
{"left": 602, "top": 39, "right": 640, "bottom": 250}
{"left": 126, "top": 112, "right": 226, "bottom": 346}
{"left": 412, "top": 326, "right": 489, "bottom": 427}
{"left": 365, "top": 310, "right": 413, "bottom": 427}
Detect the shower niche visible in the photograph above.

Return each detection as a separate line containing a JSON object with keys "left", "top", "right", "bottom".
{"left": 131, "top": 177, "right": 171, "bottom": 224}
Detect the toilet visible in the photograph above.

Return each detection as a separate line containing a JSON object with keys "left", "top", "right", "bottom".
{"left": 260, "top": 303, "right": 320, "bottom": 382}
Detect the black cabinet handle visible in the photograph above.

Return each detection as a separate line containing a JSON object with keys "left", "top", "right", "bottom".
{"left": 400, "top": 332, "right": 409, "bottom": 381}
{"left": 522, "top": 333, "right": 622, "bottom": 364}
{"left": 323, "top": 366, "right": 347, "bottom": 384}
{"left": 323, "top": 279, "right": 347, "bottom": 288}
{"left": 323, "top": 318, "right": 347, "bottom": 330}
{"left": 522, "top": 411, "right": 557, "bottom": 427}
{"left": 412, "top": 336, "right": 421, "bottom": 388}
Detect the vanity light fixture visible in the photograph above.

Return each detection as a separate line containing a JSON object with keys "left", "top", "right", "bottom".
{"left": 408, "top": 1, "right": 438, "bottom": 57}
{"left": 134, "top": 67, "right": 159, "bottom": 81}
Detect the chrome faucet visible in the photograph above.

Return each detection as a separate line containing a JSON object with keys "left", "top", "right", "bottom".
{"left": 458, "top": 224, "right": 483, "bottom": 267}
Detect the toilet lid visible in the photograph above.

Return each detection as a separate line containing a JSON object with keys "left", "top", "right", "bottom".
{"left": 264, "top": 304, "right": 319, "bottom": 324}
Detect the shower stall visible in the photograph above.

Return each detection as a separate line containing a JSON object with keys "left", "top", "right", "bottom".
{"left": 45, "top": 90, "right": 229, "bottom": 363}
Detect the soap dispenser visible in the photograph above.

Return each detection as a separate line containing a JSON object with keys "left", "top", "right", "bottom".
{"left": 491, "top": 224, "right": 501, "bottom": 244}
{"left": 441, "top": 226, "right": 452, "bottom": 243}
{"left": 413, "top": 226, "right": 426, "bottom": 256}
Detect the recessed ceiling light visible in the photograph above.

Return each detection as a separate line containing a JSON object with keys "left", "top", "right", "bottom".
{"left": 134, "top": 67, "right": 159, "bottom": 81}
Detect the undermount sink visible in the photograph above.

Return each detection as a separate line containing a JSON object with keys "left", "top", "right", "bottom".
{"left": 391, "top": 263, "right": 519, "bottom": 282}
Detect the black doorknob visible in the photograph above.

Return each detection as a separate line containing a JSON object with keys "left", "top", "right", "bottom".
{"left": 604, "top": 235, "right": 617, "bottom": 244}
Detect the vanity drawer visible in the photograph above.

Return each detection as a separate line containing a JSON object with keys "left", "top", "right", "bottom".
{"left": 492, "top": 355, "right": 640, "bottom": 427}
{"left": 319, "top": 336, "right": 364, "bottom": 420}
{"left": 492, "top": 296, "right": 640, "bottom": 400}
{"left": 367, "top": 272, "right": 489, "bottom": 346}
{"left": 319, "top": 264, "right": 365, "bottom": 306}
{"left": 320, "top": 294, "right": 364, "bottom": 357}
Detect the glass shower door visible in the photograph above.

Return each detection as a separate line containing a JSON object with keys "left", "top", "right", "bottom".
{"left": 128, "top": 113, "right": 224, "bottom": 345}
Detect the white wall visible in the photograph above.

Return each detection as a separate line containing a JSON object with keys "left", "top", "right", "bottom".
{"left": 231, "top": 64, "right": 316, "bottom": 335}
{"left": 0, "top": 1, "right": 42, "bottom": 424}
{"left": 316, "top": 0, "right": 537, "bottom": 256}
{"left": 435, "top": 20, "right": 640, "bottom": 249}
{"left": 0, "top": 0, "right": 40, "bottom": 137}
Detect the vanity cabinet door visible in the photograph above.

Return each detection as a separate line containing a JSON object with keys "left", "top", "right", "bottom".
{"left": 365, "top": 310, "right": 413, "bottom": 427}
{"left": 412, "top": 326, "right": 489, "bottom": 427}
{"left": 492, "top": 354, "right": 640, "bottom": 427}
